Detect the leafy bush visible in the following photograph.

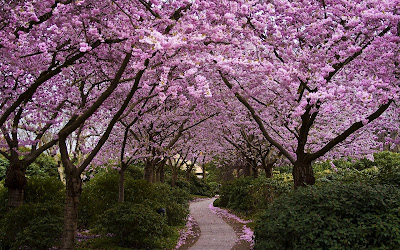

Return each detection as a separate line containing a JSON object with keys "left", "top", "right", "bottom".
{"left": 0, "top": 202, "right": 63, "bottom": 249}
{"left": 96, "top": 202, "right": 172, "bottom": 249}
{"left": 375, "top": 151, "right": 400, "bottom": 186}
{"left": 79, "top": 170, "right": 190, "bottom": 228}
{"left": 125, "top": 164, "right": 145, "bottom": 180}
{"left": 219, "top": 177, "right": 254, "bottom": 212}
{"left": 26, "top": 154, "right": 59, "bottom": 177}
{"left": 0, "top": 175, "right": 64, "bottom": 249}
{"left": 213, "top": 197, "right": 221, "bottom": 207}
{"left": 24, "top": 175, "right": 65, "bottom": 203}
{"left": 189, "top": 175, "right": 215, "bottom": 197}
{"left": 0, "top": 157, "right": 8, "bottom": 181}
{"left": 219, "top": 176, "right": 291, "bottom": 214}
{"left": 255, "top": 183, "right": 400, "bottom": 249}
{"left": 0, "top": 183, "right": 7, "bottom": 221}
{"left": 0, "top": 154, "right": 59, "bottom": 182}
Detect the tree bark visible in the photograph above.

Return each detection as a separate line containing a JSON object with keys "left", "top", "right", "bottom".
{"left": 5, "top": 159, "right": 27, "bottom": 208}
{"left": 155, "top": 167, "right": 160, "bottom": 183}
{"left": 62, "top": 175, "right": 82, "bottom": 250}
{"left": 171, "top": 169, "right": 178, "bottom": 187}
{"left": 251, "top": 160, "right": 258, "bottom": 178}
{"left": 293, "top": 160, "right": 315, "bottom": 189}
{"left": 118, "top": 168, "right": 125, "bottom": 203}
{"left": 185, "top": 169, "right": 191, "bottom": 181}
{"left": 144, "top": 161, "right": 154, "bottom": 183}
{"left": 160, "top": 164, "right": 165, "bottom": 183}
{"left": 263, "top": 163, "right": 273, "bottom": 178}
{"left": 243, "top": 163, "right": 251, "bottom": 177}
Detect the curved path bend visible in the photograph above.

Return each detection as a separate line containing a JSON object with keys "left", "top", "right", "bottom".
{"left": 189, "top": 198, "right": 238, "bottom": 250}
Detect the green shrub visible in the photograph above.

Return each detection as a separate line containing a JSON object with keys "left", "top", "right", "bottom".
{"left": 165, "top": 202, "right": 189, "bottom": 226}
{"left": 24, "top": 175, "right": 65, "bottom": 203}
{"left": 26, "top": 154, "right": 59, "bottom": 177}
{"left": 0, "top": 202, "right": 63, "bottom": 249}
{"left": 375, "top": 151, "right": 400, "bottom": 186}
{"left": 255, "top": 183, "right": 400, "bottom": 249}
{"left": 213, "top": 198, "right": 221, "bottom": 207}
{"left": 126, "top": 164, "right": 145, "bottom": 180}
{"left": 0, "top": 183, "right": 7, "bottom": 220}
{"left": 189, "top": 175, "right": 215, "bottom": 197}
{"left": 219, "top": 177, "right": 254, "bottom": 212}
{"left": 218, "top": 176, "right": 291, "bottom": 214}
{"left": 0, "top": 157, "right": 8, "bottom": 181}
{"left": 96, "top": 202, "right": 172, "bottom": 249}
{"left": 80, "top": 171, "right": 190, "bottom": 228}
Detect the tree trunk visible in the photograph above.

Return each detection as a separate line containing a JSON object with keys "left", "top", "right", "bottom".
{"left": 263, "top": 163, "right": 273, "bottom": 178}
{"left": 160, "top": 164, "right": 165, "bottom": 183}
{"left": 243, "top": 163, "right": 251, "bottom": 177}
{"left": 251, "top": 160, "right": 258, "bottom": 178}
{"left": 293, "top": 160, "right": 315, "bottom": 189}
{"left": 8, "top": 188, "right": 24, "bottom": 207}
{"left": 202, "top": 164, "right": 206, "bottom": 179}
{"left": 144, "top": 161, "right": 154, "bottom": 183}
{"left": 118, "top": 168, "right": 125, "bottom": 203}
{"left": 171, "top": 168, "right": 178, "bottom": 187}
{"left": 185, "top": 169, "right": 191, "bottom": 181}
{"left": 155, "top": 167, "right": 160, "bottom": 183}
{"left": 5, "top": 160, "right": 27, "bottom": 208}
{"left": 62, "top": 175, "right": 82, "bottom": 250}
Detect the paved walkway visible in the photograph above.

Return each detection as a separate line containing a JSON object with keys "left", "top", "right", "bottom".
{"left": 189, "top": 198, "right": 238, "bottom": 250}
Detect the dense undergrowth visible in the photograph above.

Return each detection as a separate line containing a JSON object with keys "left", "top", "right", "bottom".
{"left": 0, "top": 156, "right": 215, "bottom": 249}
{"left": 214, "top": 151, "right": 400, "bottom": 249}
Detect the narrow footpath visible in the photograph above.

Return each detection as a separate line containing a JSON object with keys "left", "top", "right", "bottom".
{"left": 189, "top": 198, "right": 238, "bottom": 250}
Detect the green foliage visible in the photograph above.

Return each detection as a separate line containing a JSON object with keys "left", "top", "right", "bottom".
{"left": 189, "top": 175, "right": 215, "bottom": 197}
{"left": 79, "top": 170, "right": 190, "bottom": 229}
{"left": 0, "top": 154, "right": 59, "bottom": 182}
{"left": 213, "top": 197, "right": 221, "bottom": 207}
{"left": 219, "top": 177, "right": 254, "bottom": 212}
{"left": 0, "top": 175, "right": 65, "bottom": 249}
{"left": 374, "top": 151, "right": 400, "bottom": 186}
{"left": 255, "top": 182, "right": 400, "bottom": 249}
{"left": 79, "top": 170, "right": 122, "bottom": 227}
{"left": 0, "top": 183, "right": 7, "bottom": 221}
{"left": 26, "top": 154, "right": 59, "bottom": 177}
{"left": 219, "top": 176, "right": 291, "bottom": 214}
{"left": 165, "top": 201, "right": 189, "bottom": 226}
{"left": 0, "top": 202, "right": 63, "bottom": 249}
{"left": 24, "top": 175, "right": 65, "bottom": 203}
{"left": 96, "top": 202, "right": 172, "bottom": 249}
{"left": 125, "top": 164, "right": 145, "bottom": 180}
{"left": 0, "top": 157, "right": 8, "bottom": 181}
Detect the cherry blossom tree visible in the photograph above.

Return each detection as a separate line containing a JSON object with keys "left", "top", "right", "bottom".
{"left": 201, "top": 0, "right": 400, "bottom": 188}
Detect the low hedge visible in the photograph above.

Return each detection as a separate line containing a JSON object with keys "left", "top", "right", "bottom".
{"left": 255, "top": 182, "right": 400, "bottom": 249}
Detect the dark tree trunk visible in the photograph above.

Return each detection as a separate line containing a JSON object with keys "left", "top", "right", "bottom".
{"left": 62, "top": 175, "right": 82, "bottom": 250}
{"left": 118, "top": 168, "right": 125, "bottom": 203}
{"left": 144, "top": 161, "right": 154, "bottom": 183}
{"left": 5, "top": 159, "right": 27, "bottom": 208}
{"left": 171, "top": 169, "right": 178, "bottom": 187}
{"left": 185, "top": 169, "right": 191, "bottom": 181}
{"left": 251, "top": 160, "right": 258, "bottom": 178}
{"left": 263, "top": 163, "right": 273, "bottom": 178}
{"left": 243, "top": 163, "right": 251, "bottom": 177}
{"left": 155, "top": 167, "right": 160, "bottom": 183}
{"left": 293, "top": 160, "right": 315, "bottom": 188}
{"left": 160, "top": 164, "right": 165, "bottom": 183}
{"left": 202, "top": 164, "right": 206, "bottom": 179}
